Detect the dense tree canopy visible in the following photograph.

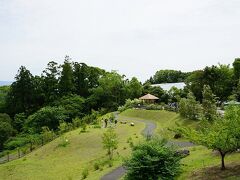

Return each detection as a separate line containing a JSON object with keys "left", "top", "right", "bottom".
{"left": 187, "top": 65, "right": 234, "bottom": 101}
{"left": 148, "top": 70, "right": 188, "bottom": 84}
{"left": 6, "top": 66, "right": 36, "bottom": 116}
{"left": 25, "top": 106, "right": 68, "bottom": 133}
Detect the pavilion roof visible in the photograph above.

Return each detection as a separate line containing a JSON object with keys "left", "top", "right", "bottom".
{"left": 139, "top": 93, "right": 159, "bottom": 100}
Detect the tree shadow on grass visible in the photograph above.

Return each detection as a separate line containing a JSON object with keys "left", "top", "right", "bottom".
{"left": 190, "top": 163, "right": 240, "bottom": 180}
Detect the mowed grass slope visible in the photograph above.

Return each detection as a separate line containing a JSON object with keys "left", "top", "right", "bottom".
{"left": 0, "top": 121, "right": 145, "bottom": 180}
{"left": 119, "top": 109, "right": 198, "bottom": 139}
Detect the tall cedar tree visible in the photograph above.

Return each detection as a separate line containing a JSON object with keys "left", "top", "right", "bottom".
{"left": 73, "top": 62, "right": 89, "bottom": 97}
{"left": 42, "top": 61, "right": 60, "bottom": 103}
{"left": 59, "top": 56, "right": 74, "bottom": 95}
{"left": 6, "top": 66, "right": 35, "bottom": 116}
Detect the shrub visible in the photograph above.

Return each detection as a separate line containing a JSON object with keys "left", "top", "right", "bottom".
{"left": 0, "top": 113, "right": 14, "bottom": 150}
{"left": 72, "top": 117, "right": 81, "bottom": 128}
{"left": 93, "top": 124, "right": 101, "bottom": 129}
{"left": 81, "top": 168, "right": 89, "bottom": 179}
{"left": 118, "top": 99, "right": 142, "bottom": 112}
{"left": 124, "top": 137, "right": 183, "bottom": 179}
{"left": 58, "top": 136, "right": 69, "bottom": 147}
{"left": 80, "top": 122, "right": 87, "bottom": 133}
{"left": 4, "top": 136, "right": 29, "bottom": 150}
{"left": 145, "top": 104, "right": 162, "bottom": 110}
{"left": 94, "top": 162, "right": 100, "bottom": 170}
{"left": 41, "top": 126, "right": 55, "bottom": 143}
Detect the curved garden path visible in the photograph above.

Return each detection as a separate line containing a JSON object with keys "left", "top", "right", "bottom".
{"left": 101, "top": 114, "right": 194, "bottom": 180}
{"left": 101, "top": 116, "right": 156, "bottom": 180}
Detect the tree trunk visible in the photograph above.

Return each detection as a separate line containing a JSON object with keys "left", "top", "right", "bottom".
{"left": 220, "top": 151, "right": 226, "bottom": 170}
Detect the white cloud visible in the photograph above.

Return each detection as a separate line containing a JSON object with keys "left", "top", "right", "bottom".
{"left": 0, "top": 0, "right": 240, "bottom": 81}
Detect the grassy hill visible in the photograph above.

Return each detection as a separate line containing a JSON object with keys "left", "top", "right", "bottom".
{"left": 0, "top": 120, "right": 145, "bottom": 180}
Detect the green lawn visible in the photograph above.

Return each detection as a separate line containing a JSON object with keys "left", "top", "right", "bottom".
{"left": 119, "top": 109, "right": 198, "bottom": 139}
{"left": 0, "top": 120, "right": 145, "bottom": 180}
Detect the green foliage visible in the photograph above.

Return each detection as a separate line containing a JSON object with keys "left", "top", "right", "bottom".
{"left": 41, "top": 126, "right": 55, "bottom": 143}
{"left": 118, "top": 98, "right": 142, "bottom": 112}
{"left": 81, "top": 110, "right": 100, "bottom": 124}
{"left": 126, "top": 77, "right": 143, "bottom": 99}
{"left": 202, "top": 85, "right": 217, "bottom": 121}
{"left": 149, "top": 69, "right": 188, "bottom": 84}
{"left": 232, "top": 79, "right": 240, "bottom": 101}
{"left": 81, "top": 168, "right": 89, "bottom": 179}
{"left": 6, "top": 66, "right": 36, "bottom": 116}
{"left": 233, "top": 58, "right": 240, "bottom": 80}
{"left": 58, "top": 136, "right": 70, "bottom": 147}
{"left": 90, "top": 71, "right": 127, "bottom": 111}
{"left": 25, "top": 106, "right": 68, "bottom": 133}
{"left": 187, "top": 65, "right": 234, "bottom": 101}
{"left": 13, "top": 113, "right": 26, "bottom": 132}
{"left": 102, "top": 127, "right": 118, "bottom": 160}
{"left": 179, "top": 92, "right": 202, "bottom": 120}
{"left": 168, "top": 86, "right": 187, "bottom": 103}
{"left": 145, "top": 104, "right": 163, "bottom": 110}
{"left": 176, "top": 105, "right": 240, "bottom": 170}
{"left": 0, "top": 113, "right": 14, "bottom": 150}
{"left": 124, "top": 137, "right": 183, "bottom": 180}
{"left": 59, "top": 56, "right": 75, "bottom": 95}
{"left": 186, "top": 70, "right": 204, "bottom": 101}
{"left": 93, "top": 161, "right": 100, "bottom": 170}
{"left": 73, "top": 62, "right": 104, "bottom": 97}
{"left": 4, "top": 135, "right": 29, "bottom": 150}
{"left": 72, "top": 117, "right": 81, "bottom": 128}
{"left": 42, "top": 61, "right": 60, "bottom": 103}
{"left": 0, "top": 86, "right": 10, "bottom": 112}
{"left": 53, "top": 94, "right": 85, "bottom": 120}
{"left": 80, "top": 122, "right": 87, "bottom": 133}
{"left": 58, "top": 121, "right": 70, "bottom": 134}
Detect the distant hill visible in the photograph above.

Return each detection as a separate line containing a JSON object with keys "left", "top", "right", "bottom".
{"left": 0, "top": 81, "right": 12, "bottom": 86}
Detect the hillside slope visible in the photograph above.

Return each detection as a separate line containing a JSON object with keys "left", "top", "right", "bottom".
{"left": 0, "top": 121, "right": 145, "bottom": 180}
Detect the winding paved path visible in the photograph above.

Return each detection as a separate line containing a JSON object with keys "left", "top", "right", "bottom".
{"left": 101, "top": 115, "right": 194, "bottom": 180}
{"left": 101, "top": 116, "right": 156, "bottom": 180}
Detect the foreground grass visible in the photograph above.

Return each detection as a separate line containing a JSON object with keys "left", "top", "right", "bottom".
{"left": 0, "top": 120, "right": 145, "bottom": 180}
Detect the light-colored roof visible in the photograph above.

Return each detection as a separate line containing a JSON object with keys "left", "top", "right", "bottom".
{"left": 151, "top": 82, "right": 186, "bottom": 91}
{"left": 139, "top": 94, "right": 159, "bottom": 100}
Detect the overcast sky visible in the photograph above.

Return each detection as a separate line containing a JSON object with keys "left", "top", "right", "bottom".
{"left": 0, "top": 0, "right": 240, "bottom": 82}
